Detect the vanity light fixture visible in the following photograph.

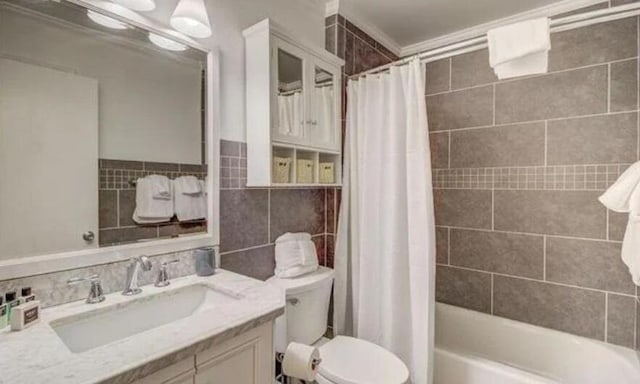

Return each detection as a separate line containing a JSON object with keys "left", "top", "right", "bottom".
{"left": 148, "top": 33, "right": 188, "bottom": 51}
{"left": 170, "top": 0, "right": 212, "bottom": 38}
{"left": 111, "top": 0, "right": 156, "bottom": 12}
{"left": 87, "top": 10, "right": 129, "bottom": 30}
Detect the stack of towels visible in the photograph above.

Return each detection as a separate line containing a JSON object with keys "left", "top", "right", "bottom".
{"left": 274, "top": 233, "right": 319, "bottom": 278}
{"left": 487, "top": 17, "right": 551, "bottom": 80}
{"left": 133, "top": 175, "right": 207, "bottom": 224}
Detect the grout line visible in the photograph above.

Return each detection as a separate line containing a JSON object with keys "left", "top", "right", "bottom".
{"left": 430, "top": 110, "right": 636, "bottom": 134}
{"left": 448, "top": 58, "right": 452, "bottom": 91}
{"left": 447, "top": 227, "right": 451, "bottom": 265}
{"left": 490, "top": 274, "right": 494, "bottom": 314}
{"left": 607, "top": 63, "right": 612, "bottom": 113}
{"left": 492, "top": 84, "right": 496, "bottom": 125}
{"left": 605, "top": 293, "right": 609, "bottom": 342}
{"left": 425, "top": 57, "right": 637, "bottom": 97}
{"left": 219, "top": 233, "right": 328, "bottom": 256}
{"left": 491, "top": 189, "right": 495, "bottom": 230}
{"left": 606, "top": 209, "right": 610, "bottom": 240}
{"left": 544, "top": 121, "right": 548, "bottom": 166}
{"left": 438, "top": 263, "right": 636, "bottom": 298}
{"left": 543, "top": 236, "right": 547, "bottom": 281}
{"left": 447, "top": 131, "right": 451, "bottom": 168}
{"left": 443, "top": 225, "right": 622, "bottom": 244}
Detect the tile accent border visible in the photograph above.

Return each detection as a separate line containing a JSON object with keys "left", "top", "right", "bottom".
{"left": 434, "top": 164, "right": 630, "bottom": 190}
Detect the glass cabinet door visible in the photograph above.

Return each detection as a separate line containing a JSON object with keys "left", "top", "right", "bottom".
{"left": 275, "top": 48, "right": 305, "bottom": 140}
{"left": 307, "top": 65, "right": 336, "bottom": 147}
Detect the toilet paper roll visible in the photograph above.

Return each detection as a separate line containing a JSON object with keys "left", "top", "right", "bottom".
{"left": 282, "top": 342, "right": 320, "bottom": 382}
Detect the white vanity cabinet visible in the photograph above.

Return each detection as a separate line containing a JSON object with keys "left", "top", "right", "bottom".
{"left": 244, "top": 19, "right": 345, "bottom": 187}
{"left": 131, "top": 322, "right": 274, "bottom": 384}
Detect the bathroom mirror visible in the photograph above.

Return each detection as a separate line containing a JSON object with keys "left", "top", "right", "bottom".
{"left": 0, "top": 0, "right": 219, "bottom": 279}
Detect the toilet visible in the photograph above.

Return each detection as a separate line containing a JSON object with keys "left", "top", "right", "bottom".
{"left": 267, "top": 266, "right": 409, "bottom": 384}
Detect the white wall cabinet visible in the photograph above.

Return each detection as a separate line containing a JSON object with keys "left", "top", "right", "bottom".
{"left": 244, "top": 19, "right": 344, "bottom": 187}
{"left": 132, "top": 322, "right": 274, "bottom": 384}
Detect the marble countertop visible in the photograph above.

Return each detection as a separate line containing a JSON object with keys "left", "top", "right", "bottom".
{"left": 0, "top": 270, "right": 285, "bottom": 384}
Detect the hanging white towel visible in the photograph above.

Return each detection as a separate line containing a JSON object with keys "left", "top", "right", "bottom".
{"left": 487, "top": 18, "right": 551, "bottom": 79}
{"left": 174, "top": 176, "right": 206, "bottom": 221}
{"left": 311, "top": 86, "right": 334, "bottom": 143}
{"left": 278, "top": 92, "right": 303, "bottom": 137}
{"left": 274, "top": 232, "right": 319, "bottom": 278}
{"left": 133, "top": 175, "right": 174, "bottom": 224}
{"left": 175, "top": 175, "right": 202, "bottom": 195}
{"left": 147, "top": 174, "right": 172, "bottom": 200}
{"left": 599, "top": 162, "right": 640, "bottom": 285}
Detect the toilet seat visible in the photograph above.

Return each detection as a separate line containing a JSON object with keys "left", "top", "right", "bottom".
{"left": 315, "top": 336, "right": 409, "bottom": 384}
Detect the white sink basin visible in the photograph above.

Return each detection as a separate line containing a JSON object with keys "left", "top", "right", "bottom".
{"left": 51, "top": 284, "right": 241, "bottom": 353}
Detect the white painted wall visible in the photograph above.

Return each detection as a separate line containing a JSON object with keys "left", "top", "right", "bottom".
{"left": 144, "top": 0, "right": 326, "bottom": 142}
{"left": 0, "top": 6, "right": 203, "bottom": 164}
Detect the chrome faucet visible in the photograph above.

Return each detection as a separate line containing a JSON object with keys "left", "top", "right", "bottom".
{"left": 68, "top": 274, "right": 105, "bottom": 304}
{"left": 123, "top": 255, "right": 152, "bottom": 296}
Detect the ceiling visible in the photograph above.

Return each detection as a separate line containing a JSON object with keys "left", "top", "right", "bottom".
{"left": 339, "top": 0, "right": 598, "bottom": 49}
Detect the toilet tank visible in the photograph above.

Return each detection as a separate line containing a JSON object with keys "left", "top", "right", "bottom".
{"left": 267, "top": 267, "right": 334, "bottom": 351}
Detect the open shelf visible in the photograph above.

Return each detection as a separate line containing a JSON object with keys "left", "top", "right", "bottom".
{"left": 270, "top": 145, "right": 341, "bottom": 186}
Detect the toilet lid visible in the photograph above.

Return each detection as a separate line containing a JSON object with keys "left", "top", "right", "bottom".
{"left": 317, "top": 336, "right": 409, "bottom": 384}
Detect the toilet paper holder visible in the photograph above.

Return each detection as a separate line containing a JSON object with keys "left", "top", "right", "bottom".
{"left": 276, "top": 352, "right": 322, "bottom": 369}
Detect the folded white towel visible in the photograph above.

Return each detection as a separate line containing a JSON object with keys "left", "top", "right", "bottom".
{"left": 275, "top": 232, "right": 319, "bottom": 278}
{"left": 175, "top": 175, "right": 202, "bottom": 195}
{"left": 146, "top": 174, "right": 172, "bottom": 200}
{"left": 487, "top": 18, "right": 550, "bottom": 79}
{"left": 174, "top": 178, "right": 207, "bottom": 221}
{"left": 133, "top": 175, "right": 174, "bottom": 224}
{"left": 599, "top": 162, "right": 640, "bottom": 285}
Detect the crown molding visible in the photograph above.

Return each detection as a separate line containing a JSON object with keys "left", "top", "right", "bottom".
{"left": 400, "top": 0, "right": 606, "bottom": 57}
{"left": 327, "top": 0, "right": 402, "bottom": 57}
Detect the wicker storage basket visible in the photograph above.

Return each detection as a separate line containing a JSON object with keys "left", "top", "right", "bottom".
{"left": 273, "top": 156, "right": 292, "bottom": 183}
{"left": 296, "top": 159, "right": 314, "bottom": 184}
{"left": 319, "top": 162, "right": 335, "bottom": 184}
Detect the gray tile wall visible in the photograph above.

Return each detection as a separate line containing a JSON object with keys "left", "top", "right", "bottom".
{"left": 431, "top": 16, "right": 640, "bottom": 350}
{"left": 218, "top": 140, "right": 339, "bottom": 280}
{"left": 99, "top": 159, "right": 207, "bottom": 246}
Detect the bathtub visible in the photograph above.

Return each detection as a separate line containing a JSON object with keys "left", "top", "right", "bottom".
{"left": 434, "top": 303, "right": 640, "bottom": 384}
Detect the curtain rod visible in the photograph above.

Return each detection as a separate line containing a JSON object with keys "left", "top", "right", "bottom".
{"left": 351, "top": 2, "right": 640, "bottom": 79}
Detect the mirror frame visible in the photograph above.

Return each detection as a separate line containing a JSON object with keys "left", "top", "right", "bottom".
{"left": 0, "top": 0, "right": 220, "bottom": 281}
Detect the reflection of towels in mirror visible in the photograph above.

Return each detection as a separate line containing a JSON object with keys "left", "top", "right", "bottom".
{"left": 278, "top": 92, "right": 303, "bottom": 137}
{"left": 133, "top": 175, "right": 174, "bottom": 224}
{"left": 175, "top": 175, "right": 202, "bottom": 195}
{"left": 174, "top": 177, "right": 207, "bottom": 222}
{"left": 312, "top": 86, "right": 333, "bottom": 143}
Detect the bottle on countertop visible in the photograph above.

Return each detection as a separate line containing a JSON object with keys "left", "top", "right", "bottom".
{"left": 5, "top": 291, "right": 19, "bottom": 320}
{"left": 21, "top": 287, "right": 35, "bottom": 303}
{"left": 0, "top": 297, "right": 8, "bottom": 330}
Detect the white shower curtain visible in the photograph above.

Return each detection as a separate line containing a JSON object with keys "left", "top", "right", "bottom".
{"left": 334, "top": 59, "right": 436, "bottom": 384}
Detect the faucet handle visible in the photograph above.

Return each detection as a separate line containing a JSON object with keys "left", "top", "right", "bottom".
{"left": 68, "top": 274, "right": 105, "bottom": 304}
{"left": 67, "top": 274, "right": 100, "bottom": 285}
{"left": 155, "top": 259, "right": 179, "bottom": 287}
